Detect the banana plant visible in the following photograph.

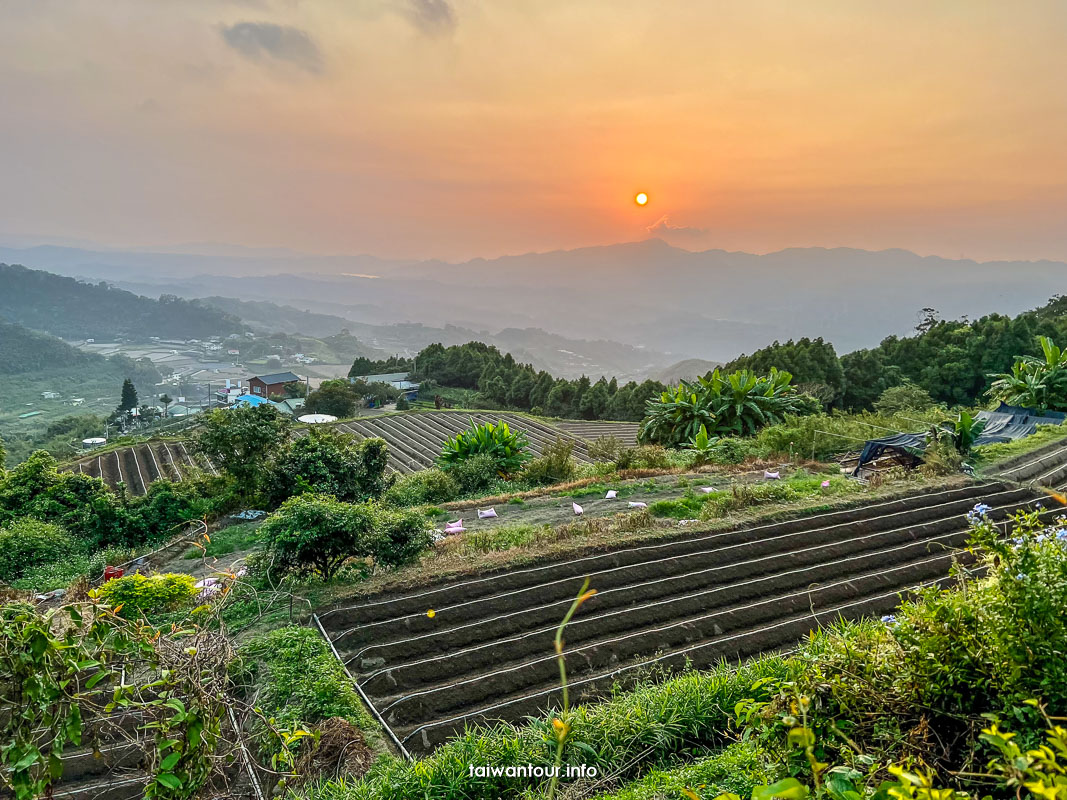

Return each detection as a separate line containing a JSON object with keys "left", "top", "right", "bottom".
{"left": 640, "top": 367, "right": 809, "bottom": 447}
{"left": 939, "top": 410, "right": 987, "bottom": 455}
{"left": 439, "top": 417, "right": 532, "bottom": 474}
{"left": 682, "top": 425, "right": 719, "bottom": 464}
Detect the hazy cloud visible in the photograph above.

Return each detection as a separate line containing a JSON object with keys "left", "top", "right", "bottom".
{"left": 403, "top": 0, "right": 456, "bottom": 36}
{"left": 221, "top": 22, "right": 323, "bottom": 73}
{"left": 646, "top": 215, "right": 709, "bottom": 238}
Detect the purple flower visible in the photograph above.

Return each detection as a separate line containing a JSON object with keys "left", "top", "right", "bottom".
{"left": 881, "top": 614, "right": 897, "bottom": 625}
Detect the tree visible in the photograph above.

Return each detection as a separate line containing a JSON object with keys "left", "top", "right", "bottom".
{"left": 579, "top": 380, "right": 611, "bottom": 420}
{"left": 192, "top": 405, "right": 292, "bottom": 494}
{"left": 267, "top": 430, "right": 390, "bottom": 504}
{"left": 873, "top": 381, "right": 935, "bottom": 414}
{"left": 304, "top": 380, "right": 359, "bottom": 418}
{"left": 159, "top": 394, "right": 172, "bottom": 418}
{"left": 260, "top": 494, "right": 429, "bottom": 579}
{"left": 0, "top": 434, "right": 5, "bottom": 473}
{"left": 119, "top": 378, "right": 138, "bottom": 412}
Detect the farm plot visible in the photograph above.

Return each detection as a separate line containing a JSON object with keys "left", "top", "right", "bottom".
{"left": 318, "top": 411, "right": 595, "bottom": 474}
{"left": 316, "top": 437, "right": 1067, "bottom": 755}
{"left": 65, "top": 440, "right": 216, "bottom": 495}
{"left": 554, "top": 420, "right": 640, "bottom": 446}
{"left": 59, "top": 411, "right": 596, "bottom": 493}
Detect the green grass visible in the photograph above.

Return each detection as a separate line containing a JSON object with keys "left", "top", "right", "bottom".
{"left": 295, "top": 657, "right": 789, "bottom": 800}
{"left": 183, "top": 522, "right": 260, "bottom": 559}
{"left": 234, "top": 626, "right": 381, "bottom": 750}
{"left": 588, "top": 740, "right": 778, "bottom": 800}
{"left": 462, "top": 523, "right": 555, "bottom": 554}
{"left": 972, "top": 423, "right": 1067, "bottom": 470}
{"left": 646, "top": 473, "right": 864, "bottom": 521}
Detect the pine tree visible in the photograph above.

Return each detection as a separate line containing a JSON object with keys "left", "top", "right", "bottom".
{"left": 119, "top": 378, "right": 139, "bottom": 412}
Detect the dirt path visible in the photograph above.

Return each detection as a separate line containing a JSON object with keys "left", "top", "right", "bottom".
{"left": 437, "top": 466, "right": 800, "bottom": 532}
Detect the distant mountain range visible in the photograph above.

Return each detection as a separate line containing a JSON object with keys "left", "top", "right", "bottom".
{"left": 0, "top": 263, "right": 242, "bottom": 341}
{"left": 3, "top": 240, "right": 1064, "bottom": 362}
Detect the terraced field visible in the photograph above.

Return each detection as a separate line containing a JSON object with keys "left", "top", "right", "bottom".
{"left": 315, "top": 436, "right": 1067, "bottom": 755}
{"left": 554, "top": 420, "right": 640, "bottom": 447}
{"left": 321, "top": 411, "right": 594, "bottom": 474}
{"left": 62, "top": 411, "right": 599, "bottom": 493}
{"left": 66, "top": 440, "right": 217, "bottom": 495}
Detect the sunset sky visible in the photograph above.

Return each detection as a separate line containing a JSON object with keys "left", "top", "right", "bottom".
{"left": 2, "top": 1, "right": 1066, "bottom": 261}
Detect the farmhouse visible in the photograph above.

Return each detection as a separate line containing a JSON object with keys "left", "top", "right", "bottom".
{"left": 248, "top": 371, "right": 303, "bottom": 397}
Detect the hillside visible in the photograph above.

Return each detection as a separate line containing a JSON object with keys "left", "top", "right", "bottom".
{"left": 198, "top": 296, "right": 667, "bottom": 380}
{"left": 0, "top": 321, "right": 95, "bottom": 373}
{"left": 0, "top": 263, "right": 244, "bottom": 340}
{"left": 11, "top": 242, "right": 1067, "bottom": 360}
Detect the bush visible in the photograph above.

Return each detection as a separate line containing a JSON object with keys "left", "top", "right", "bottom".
{"left": 0, "top": 451, "right": 133, "bottom": 548}
{"left": 439, "top": 418, "right": 531, "bottom": 475}
{"left": 0, "top": 519, "right": 80, "bottom": 582}
{"left": 616, "top": 445, "right": 671, "bottom": 470}
{"left": 268, "top": 430, "right": 391, "bottom": 505}
{"left": 374, "top": 506, "right": 434, "bottom": 567}
{"left": 94, "top": 572, "right": 198, "bottom": 618}
{"left": 382, "top": 469, "right": 460, "bottom": 507}
{"left": 260, "top": 494, "right": 430, "bottom": 579}
{"left": 873, "top": 380, "right": 936, "bottom": 414}
{"left": 588, "top": 435, "right": 624, "bottom": 463}
{"left": 443, "top": 452, "right": 502, "bottom": 496}
{"left": 395, "top": 396, "right": 411, "bottom": 411}
{"left": 521, "top": 437, "right": 577, "bottom": 486}
{"left": 708, "top": 436, "right": 760, "bottom": 465}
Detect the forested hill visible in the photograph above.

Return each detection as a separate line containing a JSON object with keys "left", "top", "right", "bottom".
{"left": 0, "top": 321, "right": 97, "bottom": 374}
{"left": 0, "top": 263, "right": 244, "bottom": 340}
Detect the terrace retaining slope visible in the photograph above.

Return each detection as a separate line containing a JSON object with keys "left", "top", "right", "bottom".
{"left": 318, "top": 441, "right": 1067, "bottom": 754}
{"left": 59, "top": 411, "right": 600, "bottom": 492}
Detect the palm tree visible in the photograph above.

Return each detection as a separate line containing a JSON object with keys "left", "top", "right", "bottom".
{"left": 159, "top": 393, "right": 173, "bottom": 418}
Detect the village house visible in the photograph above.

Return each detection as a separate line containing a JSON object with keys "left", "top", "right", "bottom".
{"left": 248, "top": 371, "right": 303, "bottom": 397}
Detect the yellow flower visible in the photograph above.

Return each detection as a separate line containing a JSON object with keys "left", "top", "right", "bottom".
{"left": 426, "top": 609, "right": 436, "bottom": 619}
{"left": 551, "top": 717, "right": 570, "bottom": 741}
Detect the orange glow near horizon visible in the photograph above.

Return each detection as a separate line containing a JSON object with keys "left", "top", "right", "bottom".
{"left": 1, "top": 2, "right": 1066, "bottom": 261}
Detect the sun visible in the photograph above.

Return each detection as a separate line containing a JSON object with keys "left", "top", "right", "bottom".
{"left": 634, "top": 192, "right": 648, "bottom": 206}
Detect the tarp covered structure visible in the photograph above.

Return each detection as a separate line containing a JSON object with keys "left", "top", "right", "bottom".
{"left": 972, "top": 403, "right": 1066, "bottom": 444}
{"left": 853, "top": 432, "right": 930, "bottom": 475}
{"left": 852, "top": 403, "right": 1065, "bottom": 475}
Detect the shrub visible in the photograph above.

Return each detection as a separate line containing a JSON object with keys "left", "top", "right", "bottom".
{"left": 873, "top": 381, "right": 935, "bottom": 414}
{"left": 0, "top": 451, "right": 132, "bottom": 548}
{"left": 395, "top": 396, "right": 411, "bottom": 411}
{"left": 382, "top": 469, "right": 460, "bottom": 506}
{"left": 443, "top": 452, "right": 502, "bottom": 496}
{"left": 0, "top": 519, "right": 80, "bottom": 582}
{"left": 260, "top": 494, "right": 430, "bottom": 579}
{"left": 128, "top": 479, "right": 217, "bottom": 541}
{"left": 521, "top": 437, "right": 577, "bottom": 486}
{"left": 439, "top": 418, "right": 531, "bottom": 475}
{"left": 588, "top": 435, "right": 624, "bottom": 463}
{"left": 919, "top": 438, "right": 964, "bottom": 476}
{"left": 374, "top": 506, "right": 434, "bottom": 567}
{"left": 268, "top": 430, "right": 391, "bottom": 505}
{"left": 708, "top": 436, "right": 759, "bottom": 465}
{"left": 616, "top": 445, "right": 671, "bottom": 470}
{"left": 94, "top": 572, "right": 198, "bottom": 618}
